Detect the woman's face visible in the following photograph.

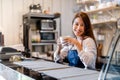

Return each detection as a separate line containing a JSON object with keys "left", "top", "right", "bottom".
{"left": 72, "top": 17, "right": 85, "bottom": 37}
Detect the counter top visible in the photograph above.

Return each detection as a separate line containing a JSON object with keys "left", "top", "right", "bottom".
{"left": 13, "top": 59, "right": 100, "bottom": 80}
{"left": 41, "top": 67, "right": 99, "bottom": 80}
{"left": 0, "top": 63, "right": 35, "bottom": 80}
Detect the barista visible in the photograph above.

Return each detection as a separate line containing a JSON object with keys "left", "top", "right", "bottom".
{"left": 54, "top": 12, "right": 97, "bottom": 69}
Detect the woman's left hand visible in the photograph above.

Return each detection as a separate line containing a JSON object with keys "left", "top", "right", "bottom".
{"left": 64, "top": 37, "right": 77, "bottom": 45}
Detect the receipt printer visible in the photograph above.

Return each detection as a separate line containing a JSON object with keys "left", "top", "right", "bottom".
{"left": 0, "top": 47, "right": 21, "bottom": 60}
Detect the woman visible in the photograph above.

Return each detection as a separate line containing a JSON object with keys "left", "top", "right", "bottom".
{"left": 54, "top": 12, "right": 97, "bottom": 69}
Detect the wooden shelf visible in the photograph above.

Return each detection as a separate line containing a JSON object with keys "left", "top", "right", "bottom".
{"left": 32, "top": 42, "right": 56, "bottom": 46}
{"left": 92, "top": 20, "right": 117, "bottom": 25}
{"left": 86, "top": 5, "right": 120, "bottom": 14}
{"left": 76, "top": 0, "right": 98, "bottom": 4}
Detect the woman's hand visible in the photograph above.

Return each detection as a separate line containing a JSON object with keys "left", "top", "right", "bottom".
{"left": 64, "top": 37, "right": 77, "bottom": 45}
{"left": 56, "top": 38, "right": 62, "bottom": 54}
{"left": 64, "top": 37, "right": 83, "bottom": 51}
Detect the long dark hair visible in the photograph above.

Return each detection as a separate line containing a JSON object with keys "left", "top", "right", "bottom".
{"left": 72, "top": 12, "right": 96, "bottom": 42}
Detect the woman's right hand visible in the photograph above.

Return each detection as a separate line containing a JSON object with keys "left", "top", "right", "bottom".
{"left": 56, "top": 38, "right": 62, "bottom": 54}
{"left": 54, "top": 38, "right": 62, "bottom": 61}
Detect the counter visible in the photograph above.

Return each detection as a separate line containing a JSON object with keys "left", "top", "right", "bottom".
{"left": 0, "top": 63, "right": 35, "bottom": 80}
{"left": 13, "top": 59, "right": 100, "bottom": 80}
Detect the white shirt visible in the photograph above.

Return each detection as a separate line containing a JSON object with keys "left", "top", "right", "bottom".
{"left": 54, "top": 37, "right": 97, "bottom": 69}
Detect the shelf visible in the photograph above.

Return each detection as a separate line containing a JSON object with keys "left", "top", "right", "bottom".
{"left": 40, "top": 30, "right": 57, "bottom": 32}
{"left": 96, "top": 40, "right": 104, "bottom": 42}
{"left": 76, "top": 0, "right": 98, "bottom": 4}
{"left": 23, "top": 12, "right": 61, "bottom": 19}
{"left": 23, "top": 12, "right": 61, "bottom": 53}
{"left": 75, "top": 0, "right": 120, "bottom": 59}
{"left": 92, "top": 20, "right": 117, "bottom": 25}
{"left": 86, "top": 5, "right": 120, "bottom": 14}
{"left": 32, "top": 42, "right": 56, "bottom": 46}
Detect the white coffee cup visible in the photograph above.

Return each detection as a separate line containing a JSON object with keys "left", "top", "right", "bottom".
{"left": 60, "top": 37, "right": 67, "bottom": 46}
{"left": 90, "top": 6, "right": 96, "bottom": 10}
{"left": 106, "top": 2, "right": 112, "bottom": 7}
{"left": 98, "top": 3, "right": 106, "bottom": 9}
{"left": 60, "top": 36, "right": 72, "bottom": 46}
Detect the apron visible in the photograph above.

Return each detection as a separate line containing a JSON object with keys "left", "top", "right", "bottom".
{"left": 67, "top": 50, "right": 85, "bottom": 68}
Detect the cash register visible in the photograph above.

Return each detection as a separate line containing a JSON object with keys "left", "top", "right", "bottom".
{"left": 0, "top": 46, "right": 21, "bottom": 60}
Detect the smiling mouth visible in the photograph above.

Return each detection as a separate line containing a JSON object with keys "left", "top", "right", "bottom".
{"left": 75, "top": 30, "right": 83, "bottom": 33}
